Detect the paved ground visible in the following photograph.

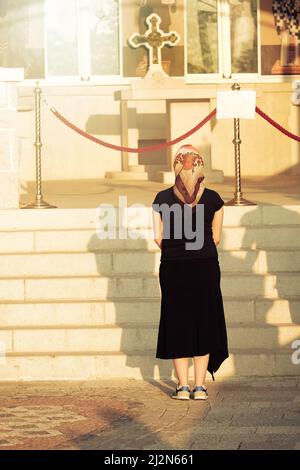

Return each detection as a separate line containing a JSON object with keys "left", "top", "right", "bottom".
{"left": 0, "top": 377, "right": 299, "bottom": 450}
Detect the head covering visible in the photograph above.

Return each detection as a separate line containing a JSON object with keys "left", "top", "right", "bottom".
{"left": 173, "top": 144, "right": 205, "bottom": 208}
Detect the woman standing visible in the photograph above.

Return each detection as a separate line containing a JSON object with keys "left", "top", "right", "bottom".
{"left": 152, "top": 144, "right": 229, "bottom": 401}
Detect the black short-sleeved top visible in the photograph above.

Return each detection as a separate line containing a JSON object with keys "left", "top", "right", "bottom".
{"left": 152, "top": 187, "right": 224, "bottom": 261}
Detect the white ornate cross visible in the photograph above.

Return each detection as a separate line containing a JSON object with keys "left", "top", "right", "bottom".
{"left": 128, "top": 13, "right": 180, "bottom": 77}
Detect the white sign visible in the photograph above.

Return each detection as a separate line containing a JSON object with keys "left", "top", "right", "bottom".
{"left": 217, "top": 90, "right": 256, "bottom": 119}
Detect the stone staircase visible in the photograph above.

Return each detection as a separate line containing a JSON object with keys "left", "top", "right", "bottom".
{"left": 0, "top": 204, "right": 299, "bottom": 381}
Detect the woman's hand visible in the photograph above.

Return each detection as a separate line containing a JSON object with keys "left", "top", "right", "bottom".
{"left": 152, "top": 210, "right": 163, "bottom": 250}
{"left": 212, "top": 206, "right": 224, "bottom": 246}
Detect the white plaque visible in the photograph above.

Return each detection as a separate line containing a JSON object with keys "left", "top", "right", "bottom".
{"left": 217, "top": 90, "right": 256, "bottom": 119}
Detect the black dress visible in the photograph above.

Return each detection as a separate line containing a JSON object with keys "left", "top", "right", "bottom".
{"left": 152, "top": 187, "right": 229, "bottom": 380}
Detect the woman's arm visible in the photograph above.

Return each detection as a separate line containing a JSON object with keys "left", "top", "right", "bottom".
{"left": 152, "top": 210, "right": 163, "bottom": 249}
{"left": 212, "top": 206, "right": 224, "bottom": 246}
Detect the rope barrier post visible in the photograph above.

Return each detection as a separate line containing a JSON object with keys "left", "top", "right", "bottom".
{"left": 21, "top": 81, "right": 57, "bottom": 209}
{"left": 226, "top": 83, "right": 256, "bottom": 206}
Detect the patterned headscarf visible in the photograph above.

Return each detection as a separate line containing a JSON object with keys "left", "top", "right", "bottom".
{"left": 173, "top": 144, "right": 205, "bottom": 208}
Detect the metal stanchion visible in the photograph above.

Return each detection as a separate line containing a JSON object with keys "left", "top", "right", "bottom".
{"left": 225, "top": 83, "right": 256, "bottom": 206}
{"left": 21, "top": 81, "right": 56, "bottom": 209}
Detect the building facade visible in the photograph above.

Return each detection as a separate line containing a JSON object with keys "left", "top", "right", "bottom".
{"left": 1, "top": 0, "right": 299, "bottom": 183}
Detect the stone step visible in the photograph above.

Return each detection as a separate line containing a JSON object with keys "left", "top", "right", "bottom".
{"left": 221, "top": 226, "right": 300, "bottom": 250}
{"left": 0, "top": 250, "right": 299, "bottom": 277}
{"left": 2, "top": 226, "right": 300, "bottom": 254}
{"left": 128, "top": 165, "right": 169, "bottom": 173}
{"left": 105, "top": 171, "right": 149, "bottom": 181}
{"left": 0, "top": 323, "right": 298, "bottom": 353}
{"left": 1, "top": 206, "right": 300, "bottom": 231}
{"left": 155, "top": 170, "right": 224, "bottom": 184}
{"left": 0, "top": 298, "right": 298, "bottom": 327}
{"left": 0, "top": 349, "right": 296, "bottom": 381}
{"left": 0, "top": 273, "right": 299, "bottom": 301}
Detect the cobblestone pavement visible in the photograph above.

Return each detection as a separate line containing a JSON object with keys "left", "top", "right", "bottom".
{"left": 0, "top": 377, "right": 299, "bottom": 450}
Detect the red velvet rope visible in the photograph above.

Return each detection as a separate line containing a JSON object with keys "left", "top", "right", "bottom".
{"left": 255, "top": 105, "right": 300, "bottom": 143}
{"left": 47, "top": 103, "right": 300, "bottom": 152}
{"left": 48, "top": 106, "right": 216, "bottom": 153}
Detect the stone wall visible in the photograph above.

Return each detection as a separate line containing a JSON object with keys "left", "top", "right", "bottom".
{"left": 0, "top": 68, "right": 24, "bottom": 209}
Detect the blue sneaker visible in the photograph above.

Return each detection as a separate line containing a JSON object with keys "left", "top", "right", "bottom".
{"left": 192, "top": 385, "right": 208, "bottom": 400}
{"left": 171, "top": 385, "right": 190, "bottom": 400}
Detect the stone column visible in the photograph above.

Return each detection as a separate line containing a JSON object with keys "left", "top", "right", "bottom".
{"left": 0, "top": 68, "right": 24, "bottom": 209}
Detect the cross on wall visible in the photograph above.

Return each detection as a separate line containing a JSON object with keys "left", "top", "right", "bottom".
{"left": 128, "top": 13, "right": 180, "bottom": 74}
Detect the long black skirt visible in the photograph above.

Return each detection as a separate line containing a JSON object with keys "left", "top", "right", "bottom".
{"left": 156, "top": 257, "right": 229, "bottom": 380}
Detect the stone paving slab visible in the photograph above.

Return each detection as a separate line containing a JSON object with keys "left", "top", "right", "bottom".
{"left": 0, "top": 376, "right": 298, "bottom": 450}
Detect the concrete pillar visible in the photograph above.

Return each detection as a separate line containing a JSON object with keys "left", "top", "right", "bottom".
{"left": 0, "top": 67, "right": 24, "bottom": 209}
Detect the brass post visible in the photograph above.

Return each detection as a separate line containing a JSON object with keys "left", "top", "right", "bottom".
{"left": 225, "top": 83, "right": 256, "bottom": 206}
{"left": 21, "top": 81, "right": 56, "bottom": 209}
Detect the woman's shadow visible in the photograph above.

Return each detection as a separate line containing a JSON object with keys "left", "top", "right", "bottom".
{"left": 87, "top": 207, "right": 175, "bottom": 396}
{"left": 220, "top": 203, "right": 300, "bottom": 377}
{"left": 87, "top": 201, "right": 300, "bottom": 386}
